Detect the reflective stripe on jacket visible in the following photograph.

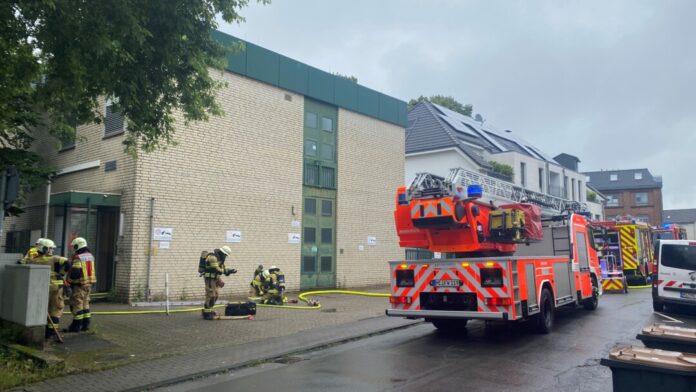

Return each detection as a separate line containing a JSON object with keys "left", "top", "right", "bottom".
{"left": 204, "top": 254, "right": 225, "bottom": 278}
{"left": 69, "top": 251, "right": 97, "bottom": 285}
{"left": 25, "top": 254, "right": 69, "bottom": 287}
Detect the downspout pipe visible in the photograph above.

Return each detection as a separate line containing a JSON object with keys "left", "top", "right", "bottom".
{"left": 146, "top": 197, "right": 154, "bottom": 301}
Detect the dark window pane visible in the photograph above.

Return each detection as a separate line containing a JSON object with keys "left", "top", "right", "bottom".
{"left": 321, "top": 256, "right": 332, "bottom": 272}
{"left": 322, "top": 117, "right": 333, "bottom": 132}
{"left": 105, "top": 103, "right": 125, "bottom": 135}
{"left": 304, "top": 164, "right": 319, "bottom": 186}
{"left": 303, "top": 256, "right": 316, "bottom": 273}
{"left": 321, "top": 144, "right": 334, "bottom": 160}
{"left": 306, "top": 112, "right": 317, "bottom": 128}
{"left": 320, "top": 167, "right": 335, "bottom": 188}
{"left": 304, "top": 227, "right": 316, "bottom": 243}
{"left": 305, "top": 140, "right": 317, "bottom": 156}
{"left": 321, "top": 228, "right": 332, "bottom": 244}
{"left": 304, "top": 198, "right": 316, "bottom": 215}
{"left": 321, "top": 200, "right": 332, "bottom": 216}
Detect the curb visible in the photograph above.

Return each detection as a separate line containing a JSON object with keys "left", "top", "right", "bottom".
{"left": 125, "top": 318, "right": 422, "bottom": 392}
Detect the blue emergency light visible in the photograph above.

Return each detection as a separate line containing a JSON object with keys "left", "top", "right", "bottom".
{"left": 663, "top": 223, "right": 670, "bottom": 229}
{"left": 467, "top": 184, "right": 483, "bottom": 199}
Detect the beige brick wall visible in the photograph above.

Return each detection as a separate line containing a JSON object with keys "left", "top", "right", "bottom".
{"left": 129, "top": 72, "right": 304, "bottom": 301}
{"left": 335, "top": 109, "right": 405, "bottom": 287}
{"left": 3, "top": 70, "right": 406, "bottom": 301}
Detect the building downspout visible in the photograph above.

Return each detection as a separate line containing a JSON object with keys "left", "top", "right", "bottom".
{"left": 146, "top": 197, "right": 154, "bottom": 301}
{"left": 43, "top": 181, "right": 51, "bottom": 237}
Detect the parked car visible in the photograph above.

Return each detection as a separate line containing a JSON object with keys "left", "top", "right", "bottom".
{"left": 652, "top": 240, "right": 696, "bottom": 311}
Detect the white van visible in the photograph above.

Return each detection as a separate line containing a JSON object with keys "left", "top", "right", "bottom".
{"left": 652, "top": 240, "right": 696, "bottom": 311}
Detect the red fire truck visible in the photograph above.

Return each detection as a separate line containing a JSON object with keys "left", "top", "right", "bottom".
{"left": 386, "top": 170, "right": 602, "bottom": 333}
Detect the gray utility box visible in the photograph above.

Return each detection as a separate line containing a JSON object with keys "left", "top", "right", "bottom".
{"left": 1, "top": 263, "right": 49, "bottom": 327}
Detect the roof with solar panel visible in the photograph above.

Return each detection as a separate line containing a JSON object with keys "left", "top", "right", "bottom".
{"left": 406, "top": 101, "right": 559, "bottom": 165}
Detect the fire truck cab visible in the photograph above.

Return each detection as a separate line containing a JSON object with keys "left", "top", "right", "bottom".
{"left": 387, "top": 176, "right": 602, "bottom": 333}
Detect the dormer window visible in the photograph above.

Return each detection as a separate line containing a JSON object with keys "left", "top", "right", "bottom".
{"left": 610, "top": 174, "right": 618, "bottom": 181}
{"left": 634, "top": 172, "right": 642, "bottom": 180}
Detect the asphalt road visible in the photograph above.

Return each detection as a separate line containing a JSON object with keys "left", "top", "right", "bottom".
{"left": 158, "top": 288, "right": 696, "bottom": 392}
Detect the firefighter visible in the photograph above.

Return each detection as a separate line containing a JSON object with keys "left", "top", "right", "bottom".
{"left": 65, "top": 237, "right": 97, "bottom": 333}
{"left": 202, "top": 246, "right": 236, "bottom": 320}
{"left": 261, "top": 266, "right": 286, "bottom": 305}
{"left": 24, "top": 238, "right": 69, "bottom": 339}
{"left": 249, "top": 264, "right": 266, "bottom": 297}
{"left": 22, "top": 238, "right": 44, "bottom": 260}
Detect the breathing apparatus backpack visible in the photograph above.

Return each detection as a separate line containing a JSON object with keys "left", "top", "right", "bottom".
{"left": 198, "top": 251, "right": 209, "bottom": 275}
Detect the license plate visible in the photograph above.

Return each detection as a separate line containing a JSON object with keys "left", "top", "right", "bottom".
{"left": 430, "top": 279, "right": 462, "bottom": 287}
{"left": 680, "top": 292, "right": 696, "bottom": 300}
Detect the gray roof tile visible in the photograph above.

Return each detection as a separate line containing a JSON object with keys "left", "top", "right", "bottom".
{"left": 663, "top": 209, "right": 696, "bottom": 223}
{"left": 583, "top": 168, "right": 662, "bottom": 191}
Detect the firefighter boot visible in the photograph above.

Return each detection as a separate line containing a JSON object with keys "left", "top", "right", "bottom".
{"left": 203, "top": 311, "right": 215, "bottom": 320}
{"left": 64, "top": 319, "right": 81, "bottom": 333}
{"left": 81, "top": 317, "right": 91, "bottom": 332}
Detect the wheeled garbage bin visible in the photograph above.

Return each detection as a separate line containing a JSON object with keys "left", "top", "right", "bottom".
{"left": 637, "top": 324, "right": 696, "bottom": 354}
{"left": 600, "top": 345, "right": 696, "bottom": 392}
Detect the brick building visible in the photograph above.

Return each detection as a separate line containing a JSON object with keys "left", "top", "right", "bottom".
{"left": 1, "top": 31, "right": 407, "bottom": 301}
{"left": 584, "top": 168, "right": 663, "bottom": 225}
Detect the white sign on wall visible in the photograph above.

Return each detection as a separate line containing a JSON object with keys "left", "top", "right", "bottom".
{"left": 153, "top": 227, "right": 173, "bottom": 241}
{"left": 291, "top": 220, "right": 301, "bottom": 228}
{"left": 367, "top": 236, "right": 377, "bottom": 246}
{"left": 358, "top": 245, "right": 365, "bottom": 251}
{"left": 226, "top": 230, "right": 242, "bottom": 243}
{"left": 159, "top": 241, "right": 170, "bottom": 249}
{"left": 288, "top": 233, "right": 301, "bottom": 244}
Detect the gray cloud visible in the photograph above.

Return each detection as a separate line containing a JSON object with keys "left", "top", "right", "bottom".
{"left": 220, "top": 0, "right": 696, "bottom": 209}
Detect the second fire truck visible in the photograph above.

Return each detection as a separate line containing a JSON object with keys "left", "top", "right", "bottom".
{"left": 386, "top": 168, "right": 602, "bottom": 333}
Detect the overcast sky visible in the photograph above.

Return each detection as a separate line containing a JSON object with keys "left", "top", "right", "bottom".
{"left": 219, "top": 0, "right": 696, "bottom": 210}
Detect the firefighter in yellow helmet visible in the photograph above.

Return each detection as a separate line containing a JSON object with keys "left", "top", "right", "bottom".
{"left": 261, "top": 266, "right": 286, "bottom": 305}
{"left": 24, "top": 238, "right": 69, "bottom": 339}
{"left": 202, "top": 246, "right": 236, "bottom": 320}
{"left": 65, "top": 237, "right": 97, "bottom": 333}
{"left": 22, "top": 238, "right": 44, "bottom": 261}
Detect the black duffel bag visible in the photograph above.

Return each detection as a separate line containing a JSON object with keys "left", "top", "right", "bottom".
{"left": 225, "top": 301, "right": 257, "bottom": 316}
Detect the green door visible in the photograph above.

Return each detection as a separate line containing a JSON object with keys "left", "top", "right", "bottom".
{"left": 302, "top": 99, "right": 337, "bottom": 289}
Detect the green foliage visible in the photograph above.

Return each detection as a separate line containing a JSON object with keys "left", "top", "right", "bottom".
{"left": 408, "top": 95, "right": 473, "bottom": 117}
{"left": 0, "top": 345, "right": 67, "bottom": 389}
{"left": 488, "top": 161, "right": 514, "bottom": 179}
{"left": 587, "top": 190, "right": 597, "bottom": 202}
{"left": 334, "top": 73, "right": 358, "bottom": 83}
{"left": 1, "top": 0, "right": 266, "bottom": 210}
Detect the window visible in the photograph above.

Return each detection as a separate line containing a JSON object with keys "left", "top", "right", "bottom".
{"left": 564, "top": 176, "right": 569, "bottom": 198}
{"left": 321, "top": 144, "right": 334, "bottom": 160}
{"left": 304, "top": 198, "right": 316, "bottom": 215}
{"left": 578, "top": 181, "right": 583, "bottom": 201}
{"left": 606, "top": 194, "right": 619, "bottom": 207}
{"left": 104, "top": 97, "right": 125, "bottom": 136}
{"left": 321, "top": 200, "right": 332, "bottom": 216}
{"left": 610, "top": 174, "right": 618, "bottom": 181}
{"left": 571, "top": 179, "right": 576, "bottom": 201}
{"left": 304, "top": 227, "right": 316, "bottom": 243}
{"left": 60, "top": 118, "right": 78, "bottom": 150}
{"left": 304, "top": 164, "right": 319, "bottom": 186}
{"left": 304, "top": 140, "right": 317, "bottom": 156}
{"left": 305, "top": 112, "right": 317, "bottom": 128}
{"left": 586, "top": 176, "right": 591, "bottom": 182}
{"left": 660, "top": 244, "right": 696, "bottom": 270}
{"left": 634, "top": 192, "right": 648, "bottom": 205}
{"left": 321, "top": 228, "right": 333, "bottom": 244}
{"left": 636, "top": 215, "right": 650, "bottom": 223}
{"left": 320, "top": 256, "right": 333, "bottom": 272}
{"left": 520, "top": 162, "right": 526, "bottom": 187}
{"left": 303, "top": 256, "right": 316, "bottom": 273}
{"left": 634, "top": 172, "right": 643, "bottom": 180}
{"left": 575, "top": 232, "right": 589, "bottom": 267}
{"left": 322, "top": 117, "right": 333, "bottom": 132}
{"left": 538, "top": 168, "right": 544, "bottom": 191}
{"left": 321, "top": 167, "right": 335, "bottom": 188}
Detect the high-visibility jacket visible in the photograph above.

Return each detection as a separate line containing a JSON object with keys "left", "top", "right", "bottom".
{"left": 263, "top": 271, "right": 286, "bottom": 293}
{"left": 68, "top": 249, "right": 97, "bottom": 285}
{"left": 25, "top": 254, "right": 69, "bottom": 287}
{"left": 203, "top": 253, "right": 225, "bottom": 279}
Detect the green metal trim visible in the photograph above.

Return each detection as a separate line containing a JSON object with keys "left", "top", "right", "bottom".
{"left": 50, "top": 192, "right": 121, "bottom": 207}
{"left": 211, "top": 30, "right": 407, "bottom": 128}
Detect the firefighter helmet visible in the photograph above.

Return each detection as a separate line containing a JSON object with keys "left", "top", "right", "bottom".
{"left": 219, "top": 246, "right": 232, "bottom": 256}
{"left": 71, "top": 237, "right": 88, "bottom": 250}
{"left": 35, "top": 237, "right": 44, "bottom": 245}
{"left": 38, "top": 238, "right": 56, "bottom": 254}
{"left": 262, "top": 270, "right": 270, "bottom": 280}
{"left": 269, "top": 265, "right": 279, "bottom": 272}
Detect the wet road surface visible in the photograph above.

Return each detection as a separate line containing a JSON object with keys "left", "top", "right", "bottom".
{"left": 158, "top": 288, "right": 696, "bottom": 392}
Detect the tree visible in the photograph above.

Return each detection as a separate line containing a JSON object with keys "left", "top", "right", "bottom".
{"left": 408, "top": 95, "right": 473, "bottom": 117}
{"left": 1, "top": 0, "right": 266, "bottom": 209}
{"left": 334, "top": 73, "right": 358, "bottom": 83}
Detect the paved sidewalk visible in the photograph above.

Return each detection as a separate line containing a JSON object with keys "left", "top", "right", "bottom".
{"left": 14, "top": 287, "right": 421, "bottom": 392}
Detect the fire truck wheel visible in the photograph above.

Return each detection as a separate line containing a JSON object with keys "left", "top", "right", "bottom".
{"left": 652, "top": 300, "right": 664, "bottom": 312}
{"left": 583, "top": 277, "right": 599, "bottom": 311}
{"left": 432, "top": 318, "right": 467, "bottom": 332}
{"left": 535, "top": 288, "right": 554, "bottom": 334}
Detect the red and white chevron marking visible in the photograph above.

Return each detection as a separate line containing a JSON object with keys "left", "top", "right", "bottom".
{"left": 656, "top": 279, "right": 684, "bottom": 289}
{"left": 390, "top": 262, "right": 513, "bottom": 315}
